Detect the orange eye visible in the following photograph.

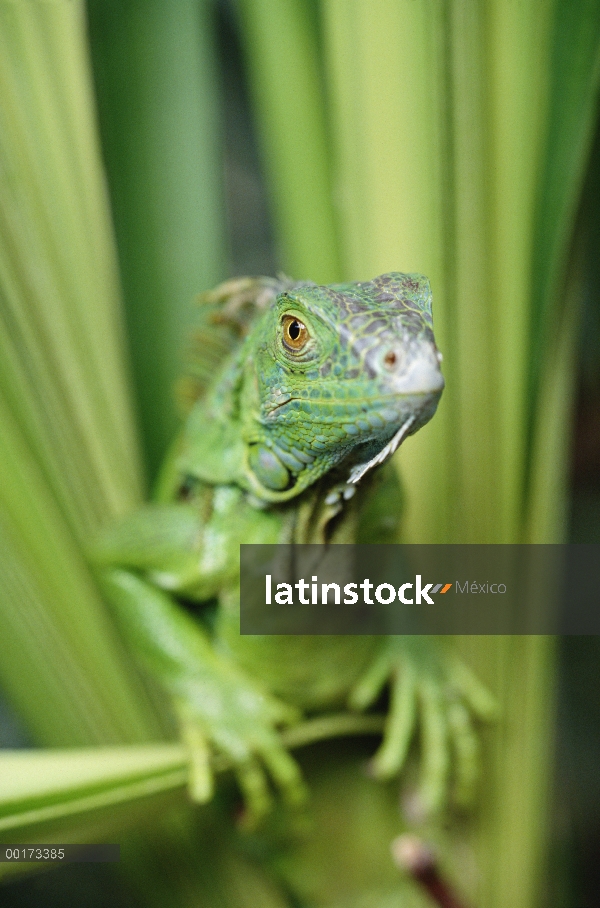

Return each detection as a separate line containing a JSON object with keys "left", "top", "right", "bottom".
{"left": 282, "top": 314, "right": 308, "bottom": 351}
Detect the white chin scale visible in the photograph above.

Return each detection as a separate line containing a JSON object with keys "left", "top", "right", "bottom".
{"left": 347, "top": 415, "right": 416, "bottom": 486}
{"left": 322, "top": 415, "right": 415, "bottom": 508}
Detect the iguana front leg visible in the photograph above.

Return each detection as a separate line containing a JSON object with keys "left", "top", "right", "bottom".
{"left": 90, "top": 501, "right": 306, "bottom": 824}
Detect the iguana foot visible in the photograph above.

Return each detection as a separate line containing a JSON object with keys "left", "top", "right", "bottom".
{"left": 348, "top": 636, "right": 496, "bottom": 817}
{"left": 96, "top": 567, "right": 307, "bottom": 827}
{"left": 174, "top": 664, "right": 308, "bottom": 827}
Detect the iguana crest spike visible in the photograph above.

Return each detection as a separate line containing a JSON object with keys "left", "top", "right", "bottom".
{"left": 178, "top": 276, "right": 308, "bottom": 410}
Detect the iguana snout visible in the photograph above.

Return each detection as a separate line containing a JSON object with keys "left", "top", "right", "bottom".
{"left": 364, "top": 325, "right": 444, "bottom": 398}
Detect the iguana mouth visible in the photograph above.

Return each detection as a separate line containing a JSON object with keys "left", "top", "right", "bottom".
{"left": 266, "top": 396, "right": 299, "bottom": 416}
{"left": 266, "top": 388, "right": 440, "bottom": 421}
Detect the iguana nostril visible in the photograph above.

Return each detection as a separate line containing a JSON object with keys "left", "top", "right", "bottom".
{"left": 384, "top": 350, "right": 397, "bottom": 369}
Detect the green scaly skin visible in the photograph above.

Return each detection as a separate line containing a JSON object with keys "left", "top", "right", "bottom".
{"left": 90, "top": 273, "right": 495, "bottom": 825}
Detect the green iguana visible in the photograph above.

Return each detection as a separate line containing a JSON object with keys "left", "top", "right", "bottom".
{"left": 90, "top": 273, "right": 494, "bottom": 827}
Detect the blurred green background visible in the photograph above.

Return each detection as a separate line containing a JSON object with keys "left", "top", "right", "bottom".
{"left": 0, "top": 0, "right": 599, "bottom": 906}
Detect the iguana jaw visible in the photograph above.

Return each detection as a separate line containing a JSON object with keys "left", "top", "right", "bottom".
{"left": 241, "top": 382, "right": 444, "bottom": 504}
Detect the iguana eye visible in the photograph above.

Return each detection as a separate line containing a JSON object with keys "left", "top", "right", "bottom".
{"left": 282, "top": 315, "right": 308, "bottom": 352}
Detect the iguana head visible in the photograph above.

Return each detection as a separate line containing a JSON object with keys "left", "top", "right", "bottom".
{"left": 239, "top": 272, "right": 444, "bottom": 502}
